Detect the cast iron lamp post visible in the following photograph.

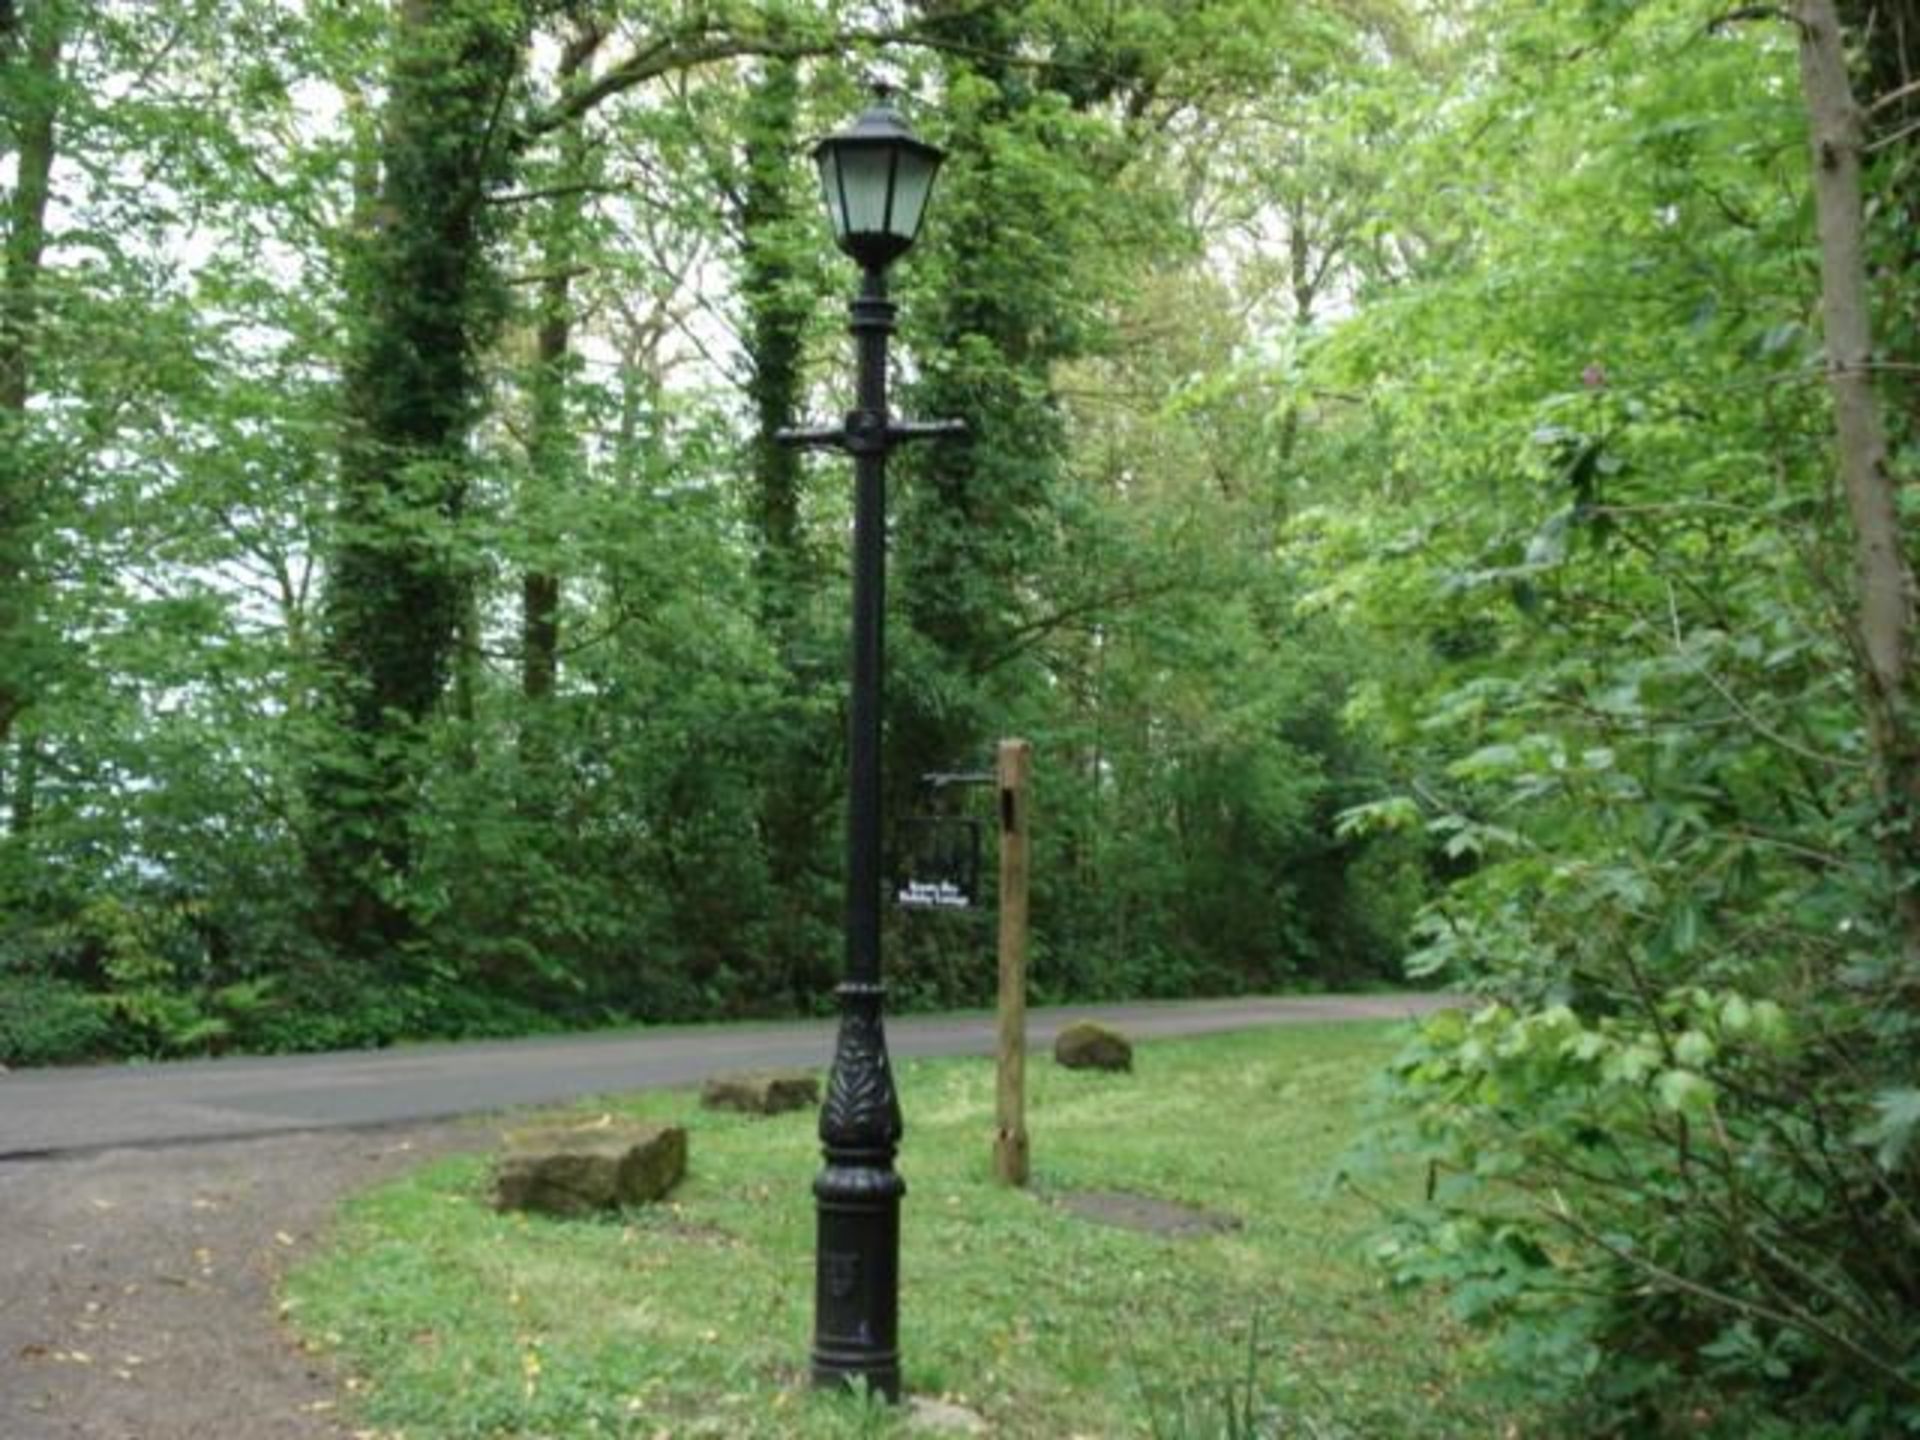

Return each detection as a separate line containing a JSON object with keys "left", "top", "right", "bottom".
{"left": 778, "top": 96, "right": 964, "bottom": 1402}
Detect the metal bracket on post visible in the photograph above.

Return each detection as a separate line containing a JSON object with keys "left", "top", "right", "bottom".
{"left": 774, "top": 424, "right": 850, "bottom": 452}
{"left": 776, "top": 418, "right": 969, "bottom": 452}
{"left": 889, "top": 418, "right": 970, "bottom": 447}
{"left": 922, "top": 767, "right": 993, "bottom": 790}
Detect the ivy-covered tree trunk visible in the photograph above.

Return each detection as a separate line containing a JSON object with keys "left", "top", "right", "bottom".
{"left": 739, "top": 56, "right": 837, "bottom": 1005}
{"left": 0, "top": 0, "right": 59, "bottom": 831}
{"left": 890, "top": 6, "right": 1153, "bottom": 912}
{"left": 892, "top": 13, "right": 1060, "bottom": 815}
{"left": 308, "top": 0, "right": 521, "bottom": 963}
{"left": 742, "top": 57, "right": 810, "bottom": 630}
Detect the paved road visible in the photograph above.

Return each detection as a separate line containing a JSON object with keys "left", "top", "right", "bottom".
{"left": 0, "top": 993, "right": 1453, "bottom": 1159}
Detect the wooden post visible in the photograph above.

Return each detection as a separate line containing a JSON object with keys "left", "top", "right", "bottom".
{"left": 993, "top": 738, "right": 1032, "bottom": 1186}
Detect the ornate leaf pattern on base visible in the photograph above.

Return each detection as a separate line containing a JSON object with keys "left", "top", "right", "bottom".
{"left": 821, "top": 992, "right": 902, "bottom": 1150}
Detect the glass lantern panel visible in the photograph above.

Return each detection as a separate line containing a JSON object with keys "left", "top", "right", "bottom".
{"left": 814, "top": 149, "right": 849, "bottom": 241}
{"left": 836, "top": 145, "right": 895, "bottom": 237}
{"left": 885, "top": 149, "right": 938, "bottom": 242}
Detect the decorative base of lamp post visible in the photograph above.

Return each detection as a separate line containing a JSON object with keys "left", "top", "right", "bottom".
{"left": 811, "top": 980, "right": 905, "bottom": 1400}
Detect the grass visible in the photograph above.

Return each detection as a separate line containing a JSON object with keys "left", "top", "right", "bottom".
{"left": 282, "top": 1022, "right": 1518, "bottom": 1438}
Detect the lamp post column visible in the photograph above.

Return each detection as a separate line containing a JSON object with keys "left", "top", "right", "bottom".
{"left": 813, "top": 264, "right": 905, "bottom": 1401}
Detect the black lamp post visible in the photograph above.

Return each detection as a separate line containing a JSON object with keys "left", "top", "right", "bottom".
{"left": 778, "top": 96, "right": 963, "bottom": 1402}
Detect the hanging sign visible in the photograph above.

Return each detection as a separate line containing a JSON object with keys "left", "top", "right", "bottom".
{"left": 893, "top": 816, "right": 980, "bottom": 910}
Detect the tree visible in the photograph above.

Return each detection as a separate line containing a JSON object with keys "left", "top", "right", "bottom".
{"left": 0, "top": 0, "right": 1464, "bottom": 1070}
{"left": 301, "top": 1, "right": 928, "bottom": 972}
{"left": 734, "top": 53, "right": 843, "bottom": 1006}
{"left": 306, "top": 0, "right": 524, "bottom": 962}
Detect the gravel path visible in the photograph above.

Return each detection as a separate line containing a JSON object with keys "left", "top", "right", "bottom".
{"left": 0, "top": 994, "right": 1454, "bottom": 1438}
{"left": 0, "top": 1122, "right": 479, "bottom": 1440}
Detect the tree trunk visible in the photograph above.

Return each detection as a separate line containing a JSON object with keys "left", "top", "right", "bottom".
{"left": 520, "top": 17, "right": 603, "bottom": 740}
{"left": 308, "top": 0, "right": 522, "bottom": 961}
{"left": 0, "top": 0, "right": 59, "bottom": 811}
{"left": 1795, "top": 0, "right": 1920, "bottom": 962}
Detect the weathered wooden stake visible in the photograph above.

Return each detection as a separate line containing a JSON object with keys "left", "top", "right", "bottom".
{"left": 993, "top": 738, "right": 1032, "bottom": 1186}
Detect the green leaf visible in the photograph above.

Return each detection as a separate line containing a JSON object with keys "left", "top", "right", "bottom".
{"left": 1853, "top": 1089, "right": 1920, "bottom": 1171}
{"left": 1672, "top": 1030, "right": 1715, "bottom": 1068}
{"left": 1655, "top": 1068, "right": 1715, "bottom": 1115}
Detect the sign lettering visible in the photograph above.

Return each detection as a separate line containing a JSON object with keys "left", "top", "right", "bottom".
{"left": 896, "top": 879, "right": 970, "bottom": 909}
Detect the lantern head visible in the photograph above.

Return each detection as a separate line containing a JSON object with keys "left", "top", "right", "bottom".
{"left": 812, "top": 99, "right": 945, "bottom": 271}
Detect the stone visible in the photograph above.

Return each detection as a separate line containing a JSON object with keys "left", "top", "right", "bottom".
{"left": 1053, "top": 1020, "right": 1133, "bottom": 1072}
{"left": 491, "top": 1118, "right": 686, "bottom": 1217}
{"left": 907, "top": 1397, "right": 990, "bottom": 1435}
{"left": 699, "top": 1069, "right": 820, "bottom": 1116}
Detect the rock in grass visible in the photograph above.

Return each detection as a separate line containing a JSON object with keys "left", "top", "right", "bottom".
{"left": 1054, "top": 1020, "right": 1133, "bottom": 1072}
{"left": 491, "top": 1119, "right": 686, "bottom": 1217}
{"left": 700, "top": 1069, "right": 820, "bottom": 1116}
{"left": 907, "top": 1396, "right": 990, "bottom": 1434}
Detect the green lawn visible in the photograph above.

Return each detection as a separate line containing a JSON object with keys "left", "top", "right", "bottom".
{"left": 283, "top": 1022, "right": 1517, "bottom": 1438}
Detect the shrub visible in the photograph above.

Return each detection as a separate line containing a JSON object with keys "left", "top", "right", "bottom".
{"left": 0, "top": 975, "right": 112, "bottom": 1067}
{"left": 1378, "top": 991, "right": 1920, "bottom": 1437}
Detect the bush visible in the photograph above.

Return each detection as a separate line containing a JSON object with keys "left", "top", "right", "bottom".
{"left": 239, "top": 967, "right": 423, "bottom": 1054}
{"left": 0, "top": 975, "right": 112, "bottom": 1067}
{"left": 1379, "top": 989, "right": 1920, "bottom": 1437}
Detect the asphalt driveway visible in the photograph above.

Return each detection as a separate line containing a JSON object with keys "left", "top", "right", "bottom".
{"left": 0, "top": 993, "right": 1456, "bottom": 1159}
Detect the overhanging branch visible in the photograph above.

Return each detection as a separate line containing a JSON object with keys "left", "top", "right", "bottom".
{"left": 514, "top": 7, "right": 1206, "bottom": 146}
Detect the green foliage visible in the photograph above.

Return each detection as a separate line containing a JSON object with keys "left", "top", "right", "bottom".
{"left": 1283, "top": 0, "right": 1920, "bottom": 1431}
{"left": 1376, "top": 993, "right": 1920, "bottom": 1436}
{"left": 0, "top": 973, "right": 110, "bottom": 1067}
{"left": 308, "top": 0, "right": 527, "bottom": 959}
{"left": 2, "top": 890, "right": 291, "bottom": 1058}
{"left": 81, "top": 895, "right": 246, "bottom": 1055}
{"left": 865, "top": 5, "right": 1425, "bottom": 1007}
